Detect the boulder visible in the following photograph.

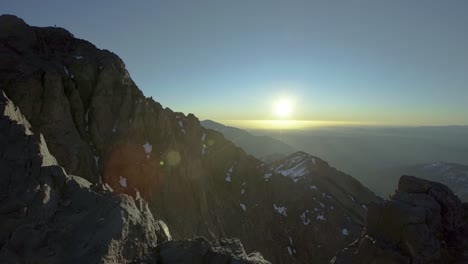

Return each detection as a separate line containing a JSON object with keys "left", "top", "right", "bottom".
{"left": 331, "top": 175, "right": 468, "bottom": 264}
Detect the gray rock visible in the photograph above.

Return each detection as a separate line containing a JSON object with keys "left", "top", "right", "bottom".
{"left": 157, "top": 238, "right": 270, "bottom": 264}
{"left": 0, "top": 91, "right": 164, "bottom": 263}
{"left": 331, "top": 175, "right": 468, "bottom": 264}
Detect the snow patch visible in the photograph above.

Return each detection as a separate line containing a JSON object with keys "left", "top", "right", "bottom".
{"left": 225, "top": 165, "right": 234, "bottom": 182}
{"left": 287, "top": 246, "right": 293, "bottom": 256}
{"left": 241, "top": 189, "right": 245, "bottom": 195}
{"left": 362, "top": 204, "right": 368, "bottom": 211}
{"left": 112, "top": 121, "right": 118, "bottom": 133}
{"left": 94, "top": 155, "right": 99, "bottom": 168}
{"left": 202, "top": 144, "right": 207, "bottom": 155}
{"left": 84, "top": 108, "right": 90, "bottom": 131}
{"left": 119, "top": 176, "right": 127, "bottom": 188}
{"left": 273, "top": 204, "right": 287, "bottom": 216}
{"left": 310, "top": 185, "right": 318, "bottom": 191}
{"left": 74, "top": 55, "right": 83, "bottom": 59}
{"left": 264, "top": 172, "right": 272, "bottom": 181}
{"left": 300, "top": 210, "right": 310, "bottom": 225}
{"left": 84, "top": 108, "right": 90, "bottom": 123}
{"left": 316, "top": 214, "right": 326, "bottom": 221}
{"left": 240, "top": 203, "right": 246, "bottom": 211}
{"left": 143, "top": 142, "right": 152, "bottom": 159}
{"left": 342, "top": 228, "right": 349, "bottom": 236}
{"left": 178, "top": 119, "right": 186, "bottom": 134}
{"left": 63, "top": 66, "right": 69, "bottom": 76}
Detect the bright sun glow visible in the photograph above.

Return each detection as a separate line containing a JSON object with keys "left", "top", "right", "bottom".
{"left": 273, "top": 99, "right": 293, "bottom": 118}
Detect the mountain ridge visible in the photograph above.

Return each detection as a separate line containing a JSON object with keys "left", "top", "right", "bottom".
{"left": 201, "top": 119, "right": 295, "bottom": 160}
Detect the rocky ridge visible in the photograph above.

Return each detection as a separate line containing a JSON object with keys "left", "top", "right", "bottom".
{"left": 331, "top": 175, "right": 468, "bottom": 264}
{"left": 201, "top": 119, "right": 295, "bottom": 160}
{"left": 0, "top": 14, "right": 379, "bottom": 263}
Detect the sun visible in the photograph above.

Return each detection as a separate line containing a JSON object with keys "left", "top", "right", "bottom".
{"left": 273, "top": 99, "right": 293, "bottom": 118}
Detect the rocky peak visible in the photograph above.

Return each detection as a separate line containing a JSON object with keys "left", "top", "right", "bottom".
{"left": 331, "top": 175, "right": 468, "bottom": 264}
{"left": 413, "top": 162, "right": 468, "bottom": 201}
{"left": 268, "top": 151, "right": 322, "bottom": 182}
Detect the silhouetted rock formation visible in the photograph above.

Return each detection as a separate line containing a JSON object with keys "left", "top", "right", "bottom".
{"left": 331, "top": 175, "right": 468, "bottom": 264}
{"left": 0, "top": 14, "right": 379, "bottom": 263}
{"left": 395, "top": 162, "right": 468, "bottom": 201}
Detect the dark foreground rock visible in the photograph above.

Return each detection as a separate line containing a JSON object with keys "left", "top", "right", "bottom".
{"left": 331, "top": 175, "right": 468, "bottom": 264}
{"left": 0, "top": 91, "right": 269, "bottom": 263}
{"left": 0, "top": 90, "right": 163, "bottom": 263}
{"left": 137, "top": 238, "right": 269, "bottom": 264}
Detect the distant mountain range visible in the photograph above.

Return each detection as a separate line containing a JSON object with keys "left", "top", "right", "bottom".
{"left": 201, "top": 120, "right": 295, "bottom": 160}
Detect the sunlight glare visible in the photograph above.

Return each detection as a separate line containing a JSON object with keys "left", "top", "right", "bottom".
{"left": 273, "top": 99, "right": 293, "bottom": 118}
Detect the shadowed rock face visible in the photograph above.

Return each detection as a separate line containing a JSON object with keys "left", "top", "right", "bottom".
{"left": 0, "top": 91, "right": 269, "bottom": 264}
{"left": 0, "top": 14, "right": 379, "bottom": 263}
{"left": 331, "top": 175, "right": 468, "bottom": 264}
{"left": 0, "top": 90, "right": 164, "bottom": 263}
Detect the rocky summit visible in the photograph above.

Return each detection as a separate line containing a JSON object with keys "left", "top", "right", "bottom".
{"left": 0, "top": 14, "right": 382, "bottom": 263}
{"left": 331, "top": 175, "right": 468, "bottom": 264}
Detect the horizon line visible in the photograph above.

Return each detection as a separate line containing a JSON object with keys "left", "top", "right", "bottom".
{"left": 209, "top": 119, "right": 468, "bottom": 130}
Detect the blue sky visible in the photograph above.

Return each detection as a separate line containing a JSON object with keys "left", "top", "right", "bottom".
{"left": 2, "top": 0, "right": 468, "bottom": 125}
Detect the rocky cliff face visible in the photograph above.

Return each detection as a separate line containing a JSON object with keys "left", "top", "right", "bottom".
{"left": 0, "top": 90, "right": 269, "bottom": 264}
{"left": 0, "top": 14, "right": 380, "bottom": 263}
{"left": 331, "top": 175, "right": 468, "bottom": 264}
{"left": 0, "top": 90, "right": 164, "bottom": 263}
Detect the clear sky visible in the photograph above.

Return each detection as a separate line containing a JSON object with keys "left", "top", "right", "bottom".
{"left": 2, "top": 0, "right": 468, "bottom": 126}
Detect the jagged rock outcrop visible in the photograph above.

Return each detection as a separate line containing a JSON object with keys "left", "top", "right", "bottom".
{"left": 331, "top": 175, "right": 468, "bottom": 264}
{"left": 138, "top": 237, "right": 270, "bottom": 264}
{"left": 0, "top": 90, "right": 269, "bottom": 264}
{"left": 0, "top": 14, "right": 379, "bottom": 263}
{"left": 0, "top": 90, "right": 166, "bottom": 263}
{"left": 395, "top": 162, "right": 468, "bottom": 201}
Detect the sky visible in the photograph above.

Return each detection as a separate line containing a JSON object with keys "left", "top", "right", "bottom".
{"left": 2, "top": 0, "right": 468, "bottom": 126}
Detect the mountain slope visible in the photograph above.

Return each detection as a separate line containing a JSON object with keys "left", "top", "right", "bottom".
{"left": 201, "top": 120, "right": 295, "bottom": 160}
{"left": 0, "top": 15, "right": 379, "bottom": 263}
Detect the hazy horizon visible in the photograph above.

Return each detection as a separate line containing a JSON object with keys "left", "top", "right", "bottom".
{"left": 209, "top": 119, "right": 468, "bottom": 130}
